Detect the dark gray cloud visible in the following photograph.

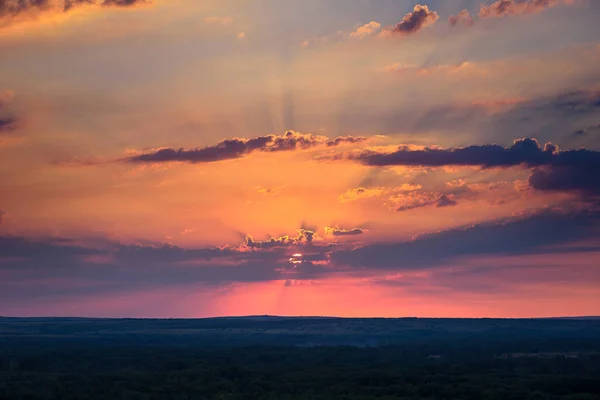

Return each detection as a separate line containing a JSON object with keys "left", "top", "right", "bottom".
{"left": 326, "top": 136, "right": 367, "bottom": 147}
{"left": 349, "top": 138, "right": 600, "bottom": 195}
{"left": 128, "top": 131, "right": 366, "bottom": 164}
{"left": 436, "top": 194, "right": 457, "bottom": 208}
{"left": 571, "top": 124, "right": 600, "bottom": 138}
{"left": 0, "top": 228, "right": 343, "bottom": 311}
{"left": 0, "top": 117, "right": 16, "bottom": 133}
{"left": 0, "top": 0, "right": 149, "bottom": 26}
{"left": 99, "top": 0, "right": 147, "bottom": 7}
{"left": 0, "top": 0, "right": 148, "bottom": 15}
{"left": 391, "top": 4, "right": 439, "bottom": 35}
{"left": 330, "top": 208, "right": 600, "bottom": 270}
{"left": 352, "top": 138, "right": 561, "bottom": 168}
{"left": 325, "top": 227, "right": 365, "bottom": 237}
{"left": 0, "top": 235, "right": 297, "bottom": 301}
{"left": 529, "top": 165, "right": 600, "bottom": 195}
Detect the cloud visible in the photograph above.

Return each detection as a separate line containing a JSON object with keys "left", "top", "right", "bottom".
{"left": 351, "top": 138, "right": 561, "bottom": 168}
{"left": 1, "top": 208, "right": 599, "bottom": 307}
{"left": 0, "top": 209, "right": 6, "bottom": 226}
{"left": 98, "top": 0, "right": 149, "bottom": 6}
{"left": 398, "top": 183, "right": 422, "bottom": 191}
{"left": 338, "top": 187, "right": 384, "bottom": 203}
{"left": 529, "top": 165, "right": 600, "bottom": 195}
{"left": 449, "top": 0, "right": 575, "bottom": 27}
{"left": 479, "top": 0, "right": 561, "bottom": 19}
{"left": 391, "top": 191, "right": 457, "bottom": 212}
{"left": 448, "top": 9, "right": 474, "bottom": 26}
{"left": 243, "top": 229, "right": 317, "bottom": 250}
{"left": 349, "top": 21, "right": 381, "bottom": 39}
{"left": 436, "top": 195, "right": 458, "bottom": 208}
{"left": 255, "top": 185, "right": 279, "bottom": 196}
{"left": 0, "top": 117, "right": 17, "bottom": 133}
{"left": 383, "top": 61, "right": 483, "bottom": 77}
{"left": 346, "top": 137, "right": 600, "bottom": 195}
{"left": 128, "top": 131, "right": 366, "bottom": 164}
{"left": 330, "top": 208, "right": 600, "bottom": 270}
{"left": 571, "top": 124, "right": 600, "bottom": 137}
{"left": 180, "top": 227, "right": 196, "bottom": 235}
{"left": 350, "top": 137, "right": 588, "bottom": 169}
{"left": 0, "top": 0, "right": 150, "bottom": 29}
{"left": 0, "top": 235, "right": 294, "bottom": 304}
{"left": 324, "top": 227, "right": 365, "bottom": 237}
{"left": 325, "top": 135, "right": 368, "bottom": 147}
{"left": 388, "top": 4, "right": 439, "bottom": 36}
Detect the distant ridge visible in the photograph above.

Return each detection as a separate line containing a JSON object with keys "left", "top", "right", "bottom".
{"left": 1, "top": 315, "right": 599, "bottom": 320}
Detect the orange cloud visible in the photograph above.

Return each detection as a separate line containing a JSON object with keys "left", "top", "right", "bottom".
{"left": 349, "top": 21, "right": 381, "bottom": 39}
{"left": 448, "top": 9, "right": 474, "bottom": 27}
{"left": 338, "top": 187, "right": 384, "bottom": 203}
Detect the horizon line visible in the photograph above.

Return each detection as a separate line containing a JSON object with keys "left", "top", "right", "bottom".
{"left": 1, "top": 315, "right": 599, "bottom": 320}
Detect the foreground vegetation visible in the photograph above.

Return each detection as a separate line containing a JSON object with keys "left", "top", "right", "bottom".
{"left": 1, "top": 317, "right": 599, "bottom": 399}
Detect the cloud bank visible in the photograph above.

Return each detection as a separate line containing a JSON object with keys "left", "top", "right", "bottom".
{"left": 479, "top": 0, "right": 560, "bottom": 19}
{"left": 129, "top": 131, "right": 366, "bottom": 164}
{"left": 0, "top": 0, "right": 150, "bottom": 28}
{"left": 450, "top": 0, "right": 577, "bottom": 27}
{"left": 347, "top": 138, "right": 600, "bottom": 195}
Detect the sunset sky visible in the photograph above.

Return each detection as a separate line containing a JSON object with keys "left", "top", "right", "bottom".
{"left": 1, "top": 0, "right": 600, "bottom": 318}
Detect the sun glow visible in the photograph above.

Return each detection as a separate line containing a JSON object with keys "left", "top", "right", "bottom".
{"left": 289, "top": 254, "right": 304, "bottom": 265}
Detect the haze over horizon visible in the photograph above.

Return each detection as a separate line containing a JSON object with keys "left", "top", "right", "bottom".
{"left": 1, "top": 0, "right": 600, "bottom": 318}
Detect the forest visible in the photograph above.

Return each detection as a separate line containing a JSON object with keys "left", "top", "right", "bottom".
{"left": 1, "top": 317, "right": 599, "bottom": 399}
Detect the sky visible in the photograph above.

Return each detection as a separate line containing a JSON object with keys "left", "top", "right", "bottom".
{"left": 1, "top": 0, "right": 600, "bottom": 318}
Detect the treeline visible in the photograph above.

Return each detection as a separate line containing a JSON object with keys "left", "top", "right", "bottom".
{"left": 1, "top": 340, "right": 600, "bottom": 399}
